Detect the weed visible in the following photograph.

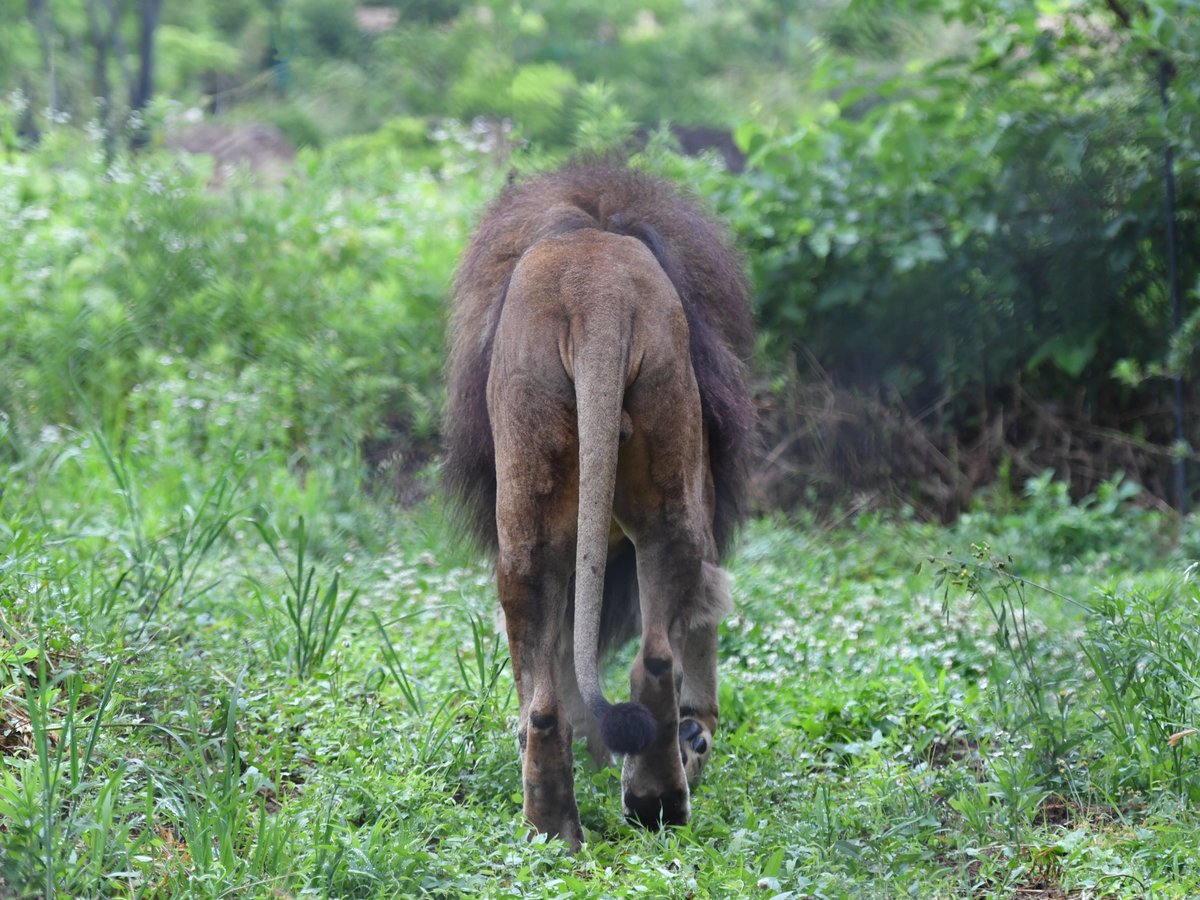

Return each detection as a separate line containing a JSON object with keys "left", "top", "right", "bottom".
{"left": 253, "top": 516, "right": 358, "bottom": 681}
{"left": 0, "top": 622, "right": 125, "bottom": 897}
{"left": 374, "top": 607, "right": 511, "bottom": 778}
{"left": 1079, "top": 580, "right": 1200, "bottom": 804}
{"left": 933, "top": 543, "right": 1082, "bottom": 766}
{"left": 83, "top": 414, "right": 247, "bottom": 638}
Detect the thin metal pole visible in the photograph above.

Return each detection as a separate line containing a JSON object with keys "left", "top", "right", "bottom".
{"left": 1159, "top": 59, "right": 1187, "bottom": 514}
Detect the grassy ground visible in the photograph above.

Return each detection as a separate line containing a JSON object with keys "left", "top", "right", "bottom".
{"left": 2, "top": 413, "right": 1198, "bottom": 897}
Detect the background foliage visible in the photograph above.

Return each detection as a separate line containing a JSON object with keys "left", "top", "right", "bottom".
{"left": 2, "top": 0, "right": 1200, "bottom": 896}
{"left": 4, "top": 0, "right": 1195, "bottom": 508}
{"left": 728, "top": 0, "right": 1199, "bottom": 439}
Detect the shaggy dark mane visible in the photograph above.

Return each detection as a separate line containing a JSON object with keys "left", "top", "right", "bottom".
{"left": 443, "top": 162, "right": 754, "bottom": 559}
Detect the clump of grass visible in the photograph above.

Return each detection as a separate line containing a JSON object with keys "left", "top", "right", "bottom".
{"left": 87, "top": 420, "right": 247, "bottom": 638}
{"left": 932, "top": 542, "right": 1083, "bottom": 766}
{"left": 0, "top": 625, "right": 126, "bottom": 896}
{"left": 932, "top": 539, "right": 1200, "bottom": 860}
{"left": 374, "top": 608, "right": 511, "bottom": 774}
{"left": 253, "top": 516, "right": 358, "bottom": 681}
{"left": 1080, "top": 580, "right": 1200, "bottom": 804}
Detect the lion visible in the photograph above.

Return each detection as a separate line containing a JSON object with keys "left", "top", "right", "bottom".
{"left": 443, "top": 162, "right": 753, "bottom": 849}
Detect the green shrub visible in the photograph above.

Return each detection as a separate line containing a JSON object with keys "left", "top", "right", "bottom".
{"left": 715, "top": 2, "right": 1199, "bottom": 453}
{"left": 294, "top": 0, "right": 361, "bottom": 58}
{"left": 510, "top": 62, "right": 577, "bottom": 143}
{"left": 0, "top": 130, "right": 499, "bottom": 479}
{"left": 156, "top": 26, "right": 244, "bottom": 98}
{"left": 209, "top": 0, "right": 258, "bottom": 38}
{"left": 955, "top": 472, "right": 1167, "bottom": 570}
{"left": 266, "top": 103, "right": 326, "bottom": 149}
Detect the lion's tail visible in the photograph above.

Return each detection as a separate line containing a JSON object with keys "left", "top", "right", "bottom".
{"left": 572, "top": 323, "right": 655, "bottom": 757}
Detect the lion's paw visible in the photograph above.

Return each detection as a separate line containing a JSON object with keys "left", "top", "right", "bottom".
{"left": 679, "top": 717, "right": 712, "bottom": 786}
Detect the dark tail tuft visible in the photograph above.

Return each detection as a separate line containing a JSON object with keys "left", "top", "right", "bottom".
{"left": 601, "top": 702, "right": 656, "bottom": 755}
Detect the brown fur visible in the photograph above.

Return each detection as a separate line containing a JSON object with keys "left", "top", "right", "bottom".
{"left": 445, "top": 163, "right": 754, "bottom": 556}
{"left": 443, "top": 162, "right": 753, "bottom": 848}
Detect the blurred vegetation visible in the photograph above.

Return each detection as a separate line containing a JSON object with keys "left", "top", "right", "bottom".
{"left": 0, "top": 132, "right": 495, "bottom": 494}
{"left": 729, "top": 1, "right": 1200, "bottom": 428}
{"left": 0, "top": 0, "right": 1198, "bottom": 512}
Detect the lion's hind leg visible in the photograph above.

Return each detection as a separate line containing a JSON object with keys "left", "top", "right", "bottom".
{"left": 490, "top": 366, "right": 586, "bottom": 848}
{"left": 619, "top": 554, "right": 729, "bottom": 824}
{"left": 610, "top": 308, "right": 728, "bottom": 829}
{"left": 618, "top": 532, "right": 697, "bottom": 830}
{"left": 494, "top": 492, "right": 584, "bottom": 847}
{"left": 679, "top": 561, "right": 732, "bottom": 785}
{"left": 612, "top": 411, "right": 709, "bottom": 829}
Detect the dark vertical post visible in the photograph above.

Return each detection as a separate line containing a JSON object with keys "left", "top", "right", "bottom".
{"left": 27, "top": 0, "right": 55, "bottom": 135}
{"left": 85, "top": 0, "right": 116, "bottom": 163}
{"left": 1159, "top": 59, "right": 1186, "bottom": 514}
{"left": 129, "top": 0, "right": 163, "bottom": 149}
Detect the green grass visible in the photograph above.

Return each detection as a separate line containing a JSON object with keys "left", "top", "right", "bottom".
{"left": 2, "top": 418, "right": 1199, "bottom": 896}
{"left": 2, "top": 136, "right": 1199, "bottom": 898}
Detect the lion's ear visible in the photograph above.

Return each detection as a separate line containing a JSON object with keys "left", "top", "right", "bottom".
{"left": 693, "top": 562, "right": 734, "bottom": 628}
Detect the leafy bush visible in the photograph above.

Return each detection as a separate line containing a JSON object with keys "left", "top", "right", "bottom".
{"left": 0, "top": 129, "right": 500, "bottom": 482}
{"left": 510, "top": 63, "right": 578, "bottom": 143}
{"left": 208, "top": 0, "right": 258, "bottom": 38}
{"left": 156, "top": 26, "right": 243, "bottom": 98}
{"left": 294, "top": 0, "right": 361, "bottom": 58}
{"left": 718, "top": 0, "right": 1199, "bottom": 452}
{"left": 956, "top": 471, "right": 1166, "bottom": 570}
{"left": 265, "top": 104, "right": 326, "bottom": 149}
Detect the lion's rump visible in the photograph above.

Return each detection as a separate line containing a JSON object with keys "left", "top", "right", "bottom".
{"left": 444, "top": 162, "right": 754, "bottom": 559}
